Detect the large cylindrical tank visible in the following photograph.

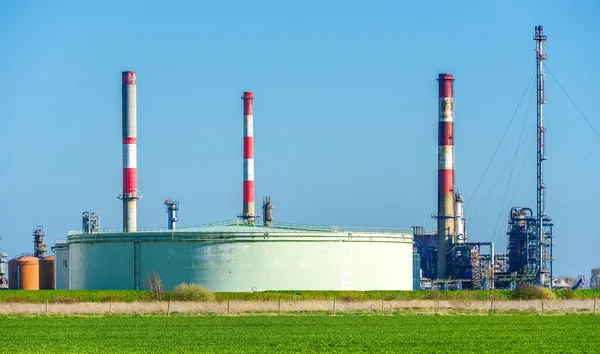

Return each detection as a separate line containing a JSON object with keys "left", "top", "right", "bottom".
{"left": 17, "top": 256, "right": 40, "bottom": 290}
{"left": 8, "top": 258, "right": 19, "bottom": 290}
{"left": 40, "top": 256, "right": 55, "bottom": 290}
{"left": 53, "top": 241, "right": 70, "bottom": 290}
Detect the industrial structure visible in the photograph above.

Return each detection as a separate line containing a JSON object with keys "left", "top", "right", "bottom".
{"left": 240, "top": 91, "right": 256, "bottom": 224}
{"left": 262, "top": 197, "right": 274, "bottom": 227}
{"left": 533, "top": 25, "right": 554, "bottom": 287}
{"left": 165, "top": 198, "right": 179, "bottom": 230}
{"left": 435, "top": 73, "right": 456, "bottom": 280}
{"left": 66, "top": 222, "right": 413, "bottom": 291}
{"left": 82, "top": 212, "right": 100, "bottom": 233}
{"left": 51, "top": 81, "right": 415, "bottom": 292}
{"left": 1, "top": 26, "right": 558, "bottom": 293}
{"left": 52, "top": 240, "right": 69, "bottom": 290}
{"left": 0, "top": 252, "right": 7, "bottom": 288}
{"left": 7, "top": 227, "right": 56, "bottom": 290}
{"left": 414, "top": 26, "right": 556, "bottom": 290}
{"left": 414, "top": 74, "right": 499, "bottom": 290}
{"left": 497, "top": 26, "right": 554, "bottom": 288}
{"left": 118, "top": 71, "right": 140, "bottom": 233}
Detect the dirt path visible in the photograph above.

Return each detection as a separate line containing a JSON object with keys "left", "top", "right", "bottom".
{"left": 0, "top": 299, "right": 597, "bottom": 315}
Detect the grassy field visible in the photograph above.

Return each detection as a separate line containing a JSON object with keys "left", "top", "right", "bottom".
{"left": 0, "top": 315, "right": 598, "bottom": 353}
{"left": 0, "top": 289, "right": 596, "bottom": 303}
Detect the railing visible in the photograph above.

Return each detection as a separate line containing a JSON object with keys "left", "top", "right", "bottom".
{"left": 271, "top": 222, "right": 412, "bottom": 234}
{"left": 68, "top": 219, "right": 412, "bottom": 236}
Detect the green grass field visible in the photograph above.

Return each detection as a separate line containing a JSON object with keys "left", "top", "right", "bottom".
{"left": 0, "top": 315, "right": 598, "bottom": 353}
{"left": 0, "top": 289, "right": 596, "bottom": 303}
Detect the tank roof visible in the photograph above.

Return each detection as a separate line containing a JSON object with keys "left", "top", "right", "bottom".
{"left": 68, "top": 219, "right": 413, "bottom": 236}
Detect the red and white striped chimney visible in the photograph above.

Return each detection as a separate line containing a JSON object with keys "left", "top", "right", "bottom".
{"left": 120, "top": 71, "right": 140, "bottom": 232}
{"left": 437, "top": 73, "right": 455, "bottom": 279}
{"left": 241, "top": 92, "right": 255, "bottom": 223}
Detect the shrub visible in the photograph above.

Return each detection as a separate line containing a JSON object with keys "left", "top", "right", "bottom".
{"left": 52, "top": 296, "right": 77, "bottom": 304}
{"left": 173, "top": 283, "right": 215, "bottom": 302}
{"left": 146, "top": 272, "right": 165, "bottom": 301}
{"left": 561, "top": 289, "right": 575, "bottom": 300}
{"left": 511, "top": 284, "right": 556, "bottom": 300}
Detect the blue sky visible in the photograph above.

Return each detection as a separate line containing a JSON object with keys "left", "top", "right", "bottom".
{"left": 0, "top": 0, "right": 598, "bottom": 277}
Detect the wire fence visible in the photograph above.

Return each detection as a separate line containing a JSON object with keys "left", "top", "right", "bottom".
{"left": 0, "top": 299, "right": 597, "bottom": 316}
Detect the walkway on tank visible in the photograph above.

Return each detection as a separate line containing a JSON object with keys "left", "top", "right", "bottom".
{"left": 67, "top": 219, "right": 413, "bottom": 236}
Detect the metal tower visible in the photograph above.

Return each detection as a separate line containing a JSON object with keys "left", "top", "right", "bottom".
{"left": 165, "top": 198, "right": 179, "bottom": 230}
{"left": 82, "top": 211, "right": 100, "bottom": 233}
{"left": 33, "top": 226, "right": 47, "bottom": 258}
{"left": 262, "top": 196, "right": 274, "bottom": 227}
{"left": 534, "top": 25, "right": 553, "bottom": 287}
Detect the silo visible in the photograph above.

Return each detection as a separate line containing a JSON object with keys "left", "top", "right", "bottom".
{"left": 8, "top": 258, "right": 19, "bottom": 290}
{"left": 52, "top": 241, "right": 69, "bottom": 290}
{"left": 40, "top": 256, "right": 55, "bottom": 290}
{"left": 17, "top": 256, "right": 40, "bottom": 290}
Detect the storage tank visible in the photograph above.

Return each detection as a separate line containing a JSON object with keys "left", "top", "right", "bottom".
{"left": 17, "top": 256, "right": 40, "bottom": 290}
{"left": 52, "top": 241, "right": 69, "bottom": 290}
{"left": 8, "top": 258, "right": 19, "bottom": 290}
{"left": 68, "top": 221, "right": 415, "bottom": 291}
{"left": 40, "top": 256, "right": 55, "bottom": 290}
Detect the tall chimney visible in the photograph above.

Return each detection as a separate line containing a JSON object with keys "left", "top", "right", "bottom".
{"left": 241, "top": 92, "right": 255, "bottom": 224}
{"left": 119, "top": 71, "right": 140, "bottom": 232}
{"left": 437, "top": 73, "right": 455, "bottom": 279}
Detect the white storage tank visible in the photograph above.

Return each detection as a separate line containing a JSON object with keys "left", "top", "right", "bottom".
{"left": 67, "top": 221, "right": 414, "bottom": 291}
{"left": 52, "top": 240, "right": 69, "bottom": 290}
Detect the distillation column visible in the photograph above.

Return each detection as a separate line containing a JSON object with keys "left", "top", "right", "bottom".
{"left": 165, "top": 198, "right": 179, "bottom": 230}
{"left": 119, "top": 71, "right": 140, "bottom": 232}
{"left": 436, "top": 73, "right": 455, "bottom": 279}
{"left": 241, "top": 92, "right": 255, "bottom": 224}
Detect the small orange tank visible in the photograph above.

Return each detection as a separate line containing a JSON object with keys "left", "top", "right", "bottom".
{"left": 17, "top": 256, "right": 40, "bottom": 290}
{"left": 8, "top": 258, "right": 19, "bottom": 290}
{"left": 39, "top": 256, "right": 55, "bottom": 290}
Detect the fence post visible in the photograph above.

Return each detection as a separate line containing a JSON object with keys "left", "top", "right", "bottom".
{"left": 167, "top": 300, "right": 171, "bottom": 317}
{"left": 45, "top": 300, "right": 48, "bottom": 317}
{"left": 541, "top": 299, "right": 544, "bottom": 315}
{"left": 594, "top": 298, "right": 597, "bottom": 315}
{"left": 389, "top": 302, "right": 392, "bottom": 316}
{"left": 491, "top": 297, "right": 495, "bottom": 316}
{"left": 333, "top": 299, "right": 336, "bottom": 316}
{"left": 371, "top": 304, "right": 374, "bottom": 316}
{"left": 437, "top": 298, "right": 440, "bottom": 315}
{"left": 227, "top": 299, "right": 230, "bottom": 315}
{"left": 108, "top": 299, "right": 112, "bottom": 317}
{"left": 381, "top": 299, "right": 384, "bottom": 312}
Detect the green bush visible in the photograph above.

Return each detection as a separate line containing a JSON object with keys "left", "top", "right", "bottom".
{"left": 172, "top": 283, "right": 215, "bottom": 302}
{"left": 511, "top": 284, "right": 556, "bottom": 300}
{"left": 560, "top": 289, "right": 575, "bottom": 300}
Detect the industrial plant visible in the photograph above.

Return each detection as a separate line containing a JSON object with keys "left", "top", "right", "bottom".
{"left": 1, "top": 26, "right": 562, "bottom": 292}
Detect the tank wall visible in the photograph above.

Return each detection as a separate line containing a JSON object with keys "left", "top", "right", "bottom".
{"left": 55, "top": 246, "right": 70, "bottom": 290}
{"left": 8, "top": 259, "right": 18, "bottom": 290}
{"left": 40, "top": 256, "right": 55, "bottom": 290}
{"left": 18, "top": 258, "right": 40, "bottom": 290}
{"left": 71, "top": 237, "right": 413, "bottom": 291}
{"left": 70, "top": 242, "right": 133, "bottom": 290}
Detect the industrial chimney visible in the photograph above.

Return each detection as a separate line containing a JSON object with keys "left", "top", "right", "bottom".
{"left": 118, "top": 71, "right": 140, "bottom": 232}
{"left": 436, "top": 73, "right": 455, "bottom": 279}
{"left": 241, "top": 92, "right": 255, "bottom": 224}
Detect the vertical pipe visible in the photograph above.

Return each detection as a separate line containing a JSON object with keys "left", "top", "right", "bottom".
{"left": 454, "top": 192, "right": 465, "bottom": 243}
{"left": 120, "top": 71, "right": 139, "bottom": 232}
{"left": 437, "top": 73, "right": 455, "bottom": 279}
{"left": 242, "top": 92, "right": 255, "bottom": 223}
